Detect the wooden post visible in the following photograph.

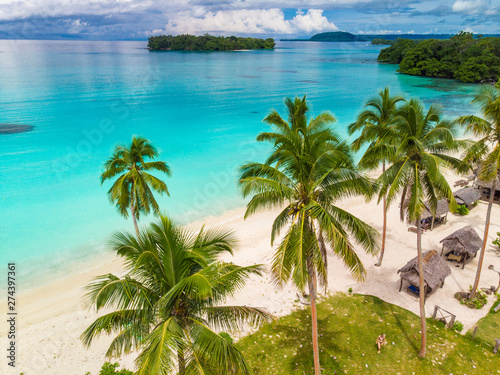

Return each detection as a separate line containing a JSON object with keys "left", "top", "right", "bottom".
{"left": 432, "top": 306, "right": 438, "bottom": 319}
{"left": 493, "top": 339, "right": 500, "bottom": 354}
{"left": 431, "top": 216, "right": 435, "bottom": 231}
{"left": 440, "top": 245, "right": 444, "bottom": 256}
{"left": 399, "top": 278, "right": 403, "bottom": 292}
{"left": 448, "top": 314, "right": 456, "bottom": 330}
{"left": 472, "top": 326, "right": 479, "bottom": 339}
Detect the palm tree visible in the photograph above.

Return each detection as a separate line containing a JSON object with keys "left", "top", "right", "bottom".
{"left": 378, "top": 99, "right": 467, "bottom": 358}
{"left": 348, "top": 87, "right": 405, "bottom": 266}
{"left": 101, "top": 136, "right": 171, "bottom": 237}
{"left": 458, "top": 86, "right": 500, "bottom": 299}
{"left": 238, "top": 96, "right": 380, "bottom": 374}
{"left": 81, "top": 215, "right": 270, "bottom": 375}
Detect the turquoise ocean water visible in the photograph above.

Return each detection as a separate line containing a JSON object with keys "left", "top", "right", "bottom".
{"left": 0, "top": 40, "right": 480, "bottom": 290}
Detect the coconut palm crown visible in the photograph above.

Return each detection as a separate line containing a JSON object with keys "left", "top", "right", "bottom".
{"left": 81, "top": 216, "right": 270, "bottom": 375}
{"left": 348, "top": 87, "right": 405, "bottom": 266}
{"left": 377, "top": 98, "right": 468, "bottom": 358}
{"left": 101, "top": 136, "right": 171, "bottom": 236}
{"left": 458, "top": 86, "right": 500, "bottom": 299}
{"left": 238, "top": 95, "right": 380, "bottom": 374}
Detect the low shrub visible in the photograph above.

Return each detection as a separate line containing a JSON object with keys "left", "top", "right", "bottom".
{"left": 454, "top": 204, "right": 469, "bottom": 216}
{"left": 492, "top": 232, "right": 500, "bottom": 248}
{"left": 100, "top": 362, "right": 133, "bottom": 375}
{"left": 454, "top": 288, "right": 488, "bottom": 309}
{"left": 452, "top": 320, "right": 464, "bottom": 332}
{"left": 84, "top": 362, "right": 133, "bottom": 375}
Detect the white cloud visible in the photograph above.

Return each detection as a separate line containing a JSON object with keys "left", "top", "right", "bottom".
{"left": 161, "top": 9, "right": 338, "bottom": 35}
{"left": 71, "top": 19, "right": 88, "bottom": 28}
{"left": 0, "top": 0, "right": 380, "bottom": 21}
{"left": 464, "top": 26, "right": 475, "bottom": 33}
{"left": 485, "top": 7, "right": 497, "bottom": 15}
{"left": 451, "top": 0, "right": 488, "bottom": 14}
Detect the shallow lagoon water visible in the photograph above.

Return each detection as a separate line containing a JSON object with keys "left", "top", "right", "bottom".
{"left": 0, "top": 40, "right": 480, "bottom": 289}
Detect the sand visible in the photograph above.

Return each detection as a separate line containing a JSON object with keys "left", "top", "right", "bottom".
{"left": 2, "top": 174, "right": 500, "bottom": 375}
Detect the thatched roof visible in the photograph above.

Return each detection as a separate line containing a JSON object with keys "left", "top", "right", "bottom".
{"left": 440, "top": 225, "right": 482, "bottom": 256}
{"left": 454, "top": 187, "right": 481, "bottom": 205}
{"left": 421, "top": 199, "right": 449, "bottom": 220}
{"left": 398, "top": 250, "right": 451, "bottom": 290}
{"left": 474, "top": 178, "right": 500, "bottom": 190}
{"left": 472, "top": 166, "right": 500, "bottom": 190}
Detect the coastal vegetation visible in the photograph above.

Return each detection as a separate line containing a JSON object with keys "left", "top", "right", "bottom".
{"left": 86, "top": 87, "right": 500, "bottom": 373}
{"left": 82, "top": 216, "right": 270, "bottom": 375}
{"left": 100, "top": 136, "right": 171, "bottom": 237}
{"left": 85, "top": 362, "right": 133, "bottom": 375}
{"left": 238, "top": 96, "right": 380, "bottom": 374}
{"left": 377, "top": 98, "right": 467, "bottom": 357}
{"left": 348, "top": 87, "right": 404, "bottom": 267}
{"left": 282, "top": 31, "right": 457, "bottom": 43}
{"left": 458, "top": 86, "right": 500, "bottom": 299}
{"left": 378, "top": 32, "right": 500, "bottom": 83}
{"left": 147, "top": 34, "right": 275, "bottom": 51}
{"left": 237, "top": 294, "right": 499, "bottom": 374}
{"left": 371, "top": 38, "right": 394, "bottom": 45}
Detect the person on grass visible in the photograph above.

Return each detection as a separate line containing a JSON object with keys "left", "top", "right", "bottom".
{"left": 376, "top": 333, "right": 387, "bottom": 353}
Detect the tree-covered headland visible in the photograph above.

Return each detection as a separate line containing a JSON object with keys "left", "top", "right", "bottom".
{"left": 378, "top": 32, "right": 500, "bottom": 83}
{"left": 147, "top": 34, "right": 275, "bottom": 51}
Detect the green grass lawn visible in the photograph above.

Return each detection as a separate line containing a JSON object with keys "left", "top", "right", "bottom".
{"left": 237, "top": 294, "right": 499, "bottom": 375}
{"left": 467, "top": 295, "right": 500, "bottom": 348}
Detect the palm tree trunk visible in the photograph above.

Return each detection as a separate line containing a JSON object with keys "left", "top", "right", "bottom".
{"left": 130, "top": 201, "right": 140, "bottom": 238}
{"left": 376, "top": 161, "right": 387, "bottom": 267}
{"left": 470, "top": 180, "right": 496, "bottom": 299}
{"left": 307, "top": 258, "right": 321, "bottom": 375}
{"left": 416, "top": 215, "right": 427, "bottom": 358}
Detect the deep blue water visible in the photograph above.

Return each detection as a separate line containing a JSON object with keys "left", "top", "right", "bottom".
{"left": 0, "top": 40, "right": 480, "bottom": 289}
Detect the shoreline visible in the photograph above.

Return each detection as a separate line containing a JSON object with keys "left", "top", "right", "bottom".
{"left": 4, "top": 170, "right": 500, "bottom": 374}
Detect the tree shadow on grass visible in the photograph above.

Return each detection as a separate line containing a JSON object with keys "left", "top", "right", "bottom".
{"left": 270, "top": 308, "right": 345, "bottom": 374}
{"left": 370, "top": 295, "right": 419, "bottom": 354}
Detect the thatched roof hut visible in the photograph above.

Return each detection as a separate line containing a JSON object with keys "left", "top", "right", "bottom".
{"left": 422, "top": 199, "right": 449, "bottom": 220}
{"left": 440, "top": 225, "right": 482, "bottom": 269}
{"left": 398, "top": 250, "right": 451, "bottom": 298}
{"left": 418, "top": 199, "right": 449, "bottom": 230}
{"left": 454, "top": 187, "right": 481, "bottom": 209}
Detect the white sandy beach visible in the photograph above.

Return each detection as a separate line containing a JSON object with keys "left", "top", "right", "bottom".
{"left": 3, "top": 172, "right": 500, "bottom": 375}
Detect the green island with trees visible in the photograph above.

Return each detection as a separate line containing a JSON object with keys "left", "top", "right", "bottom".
{"left": 147, "top": 34, "right": 275, "bottom": 51}
{"left": 378, "top": 31, "right": 500, "bottom": 84}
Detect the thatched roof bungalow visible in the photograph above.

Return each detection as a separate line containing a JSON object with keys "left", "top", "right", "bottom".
{"left": 398, "top": 250, "right": 451, "bottom": 299}
{"left": 419, "top": 199, "right": 449, "bottom": 230}
{"left": 454, "top": 187, "right": 481, "bottom": 209}
{"left": 440, "top": 225, "right": 482, "bottom": 269}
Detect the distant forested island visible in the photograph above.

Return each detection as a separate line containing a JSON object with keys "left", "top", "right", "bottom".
{"left": 378, "top": 32, "right": 500, "bottom": 84}
{"left": 281, "top": 31, "right": 458, "bottom": 43}
{"left": 148, "top": 34, "right": 275, "bottom": 51}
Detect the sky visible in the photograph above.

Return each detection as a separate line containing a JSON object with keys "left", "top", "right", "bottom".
{"left": 0, "top": 0, "right": 497, "bottom": 40}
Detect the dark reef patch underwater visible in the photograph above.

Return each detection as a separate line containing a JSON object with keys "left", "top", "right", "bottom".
{"left": 0, "top": 124, "right": 34, "bottom": 134}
